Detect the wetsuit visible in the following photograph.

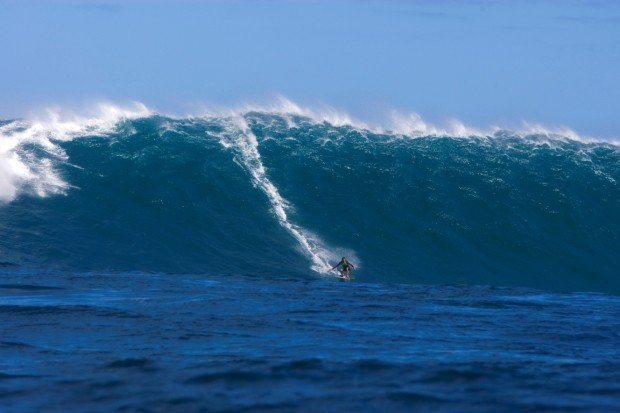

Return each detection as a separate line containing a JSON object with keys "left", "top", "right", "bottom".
{"left": 333, "top": 259, "right": 354, "bottom": 275}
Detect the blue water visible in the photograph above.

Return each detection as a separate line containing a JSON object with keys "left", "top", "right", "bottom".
{"left": 1, "top": 110, "right": 619, "bottom": 411}
{"left": 1, "top": 270, "right": 619, "bottom": 412}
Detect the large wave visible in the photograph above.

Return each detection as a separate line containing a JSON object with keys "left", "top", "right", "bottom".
{"left": 1, "top": 102, "right": 618, "bottom": 293}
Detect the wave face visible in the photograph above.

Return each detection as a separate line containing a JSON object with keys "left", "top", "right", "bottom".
{"left": 1, "top": 109, "right": 619, "bottom": 292}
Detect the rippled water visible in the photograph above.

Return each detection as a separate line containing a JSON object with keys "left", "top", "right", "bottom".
{"left": 1, "top": 269, "right": 619, "bottom": 412}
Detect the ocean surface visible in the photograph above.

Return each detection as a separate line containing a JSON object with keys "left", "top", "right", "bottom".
{"left": 1, "top": 105, "right": 619, "bottom": 412}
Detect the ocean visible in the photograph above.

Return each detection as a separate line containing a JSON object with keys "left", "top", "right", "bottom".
{"left": 1, "top": 104, "right": 619, "bottom": 412}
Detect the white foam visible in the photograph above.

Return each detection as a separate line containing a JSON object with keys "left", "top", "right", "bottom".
{"left": 0, "top": 102, "right": 151, "bottom": 203}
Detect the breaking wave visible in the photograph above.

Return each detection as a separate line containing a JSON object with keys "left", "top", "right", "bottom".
{"left": 1, "top": 101, "right": 618, "bottom": 292}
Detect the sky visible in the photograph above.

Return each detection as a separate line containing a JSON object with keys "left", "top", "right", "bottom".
{"left": 1, "top": 0, "right": 619, "bottom": 138}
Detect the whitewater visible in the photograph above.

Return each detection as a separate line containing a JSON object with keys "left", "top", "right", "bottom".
{"left": 1, "top": 101, "right": 619, "bottom": 413}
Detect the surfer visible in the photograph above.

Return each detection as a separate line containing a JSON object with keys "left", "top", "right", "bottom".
{"left": 332, "top": 257, "right": 354, "bottom": 279}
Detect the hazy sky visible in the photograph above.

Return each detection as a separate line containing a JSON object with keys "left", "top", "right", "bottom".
{"left": 1, "top": 0, "right": 619, "bottom": 137}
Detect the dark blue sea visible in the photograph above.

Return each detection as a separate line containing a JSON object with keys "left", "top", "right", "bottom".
{"left": 1, "top": 107, "right": 619, "bottom": 412}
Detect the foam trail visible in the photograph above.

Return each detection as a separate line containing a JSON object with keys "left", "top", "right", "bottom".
{"left": 214, "top": 115, "right": 337, "bottom": 274}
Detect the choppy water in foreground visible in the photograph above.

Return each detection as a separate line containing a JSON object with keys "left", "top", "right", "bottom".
{"left": 1, "top": 269, "right": 619, "bottom": 413}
